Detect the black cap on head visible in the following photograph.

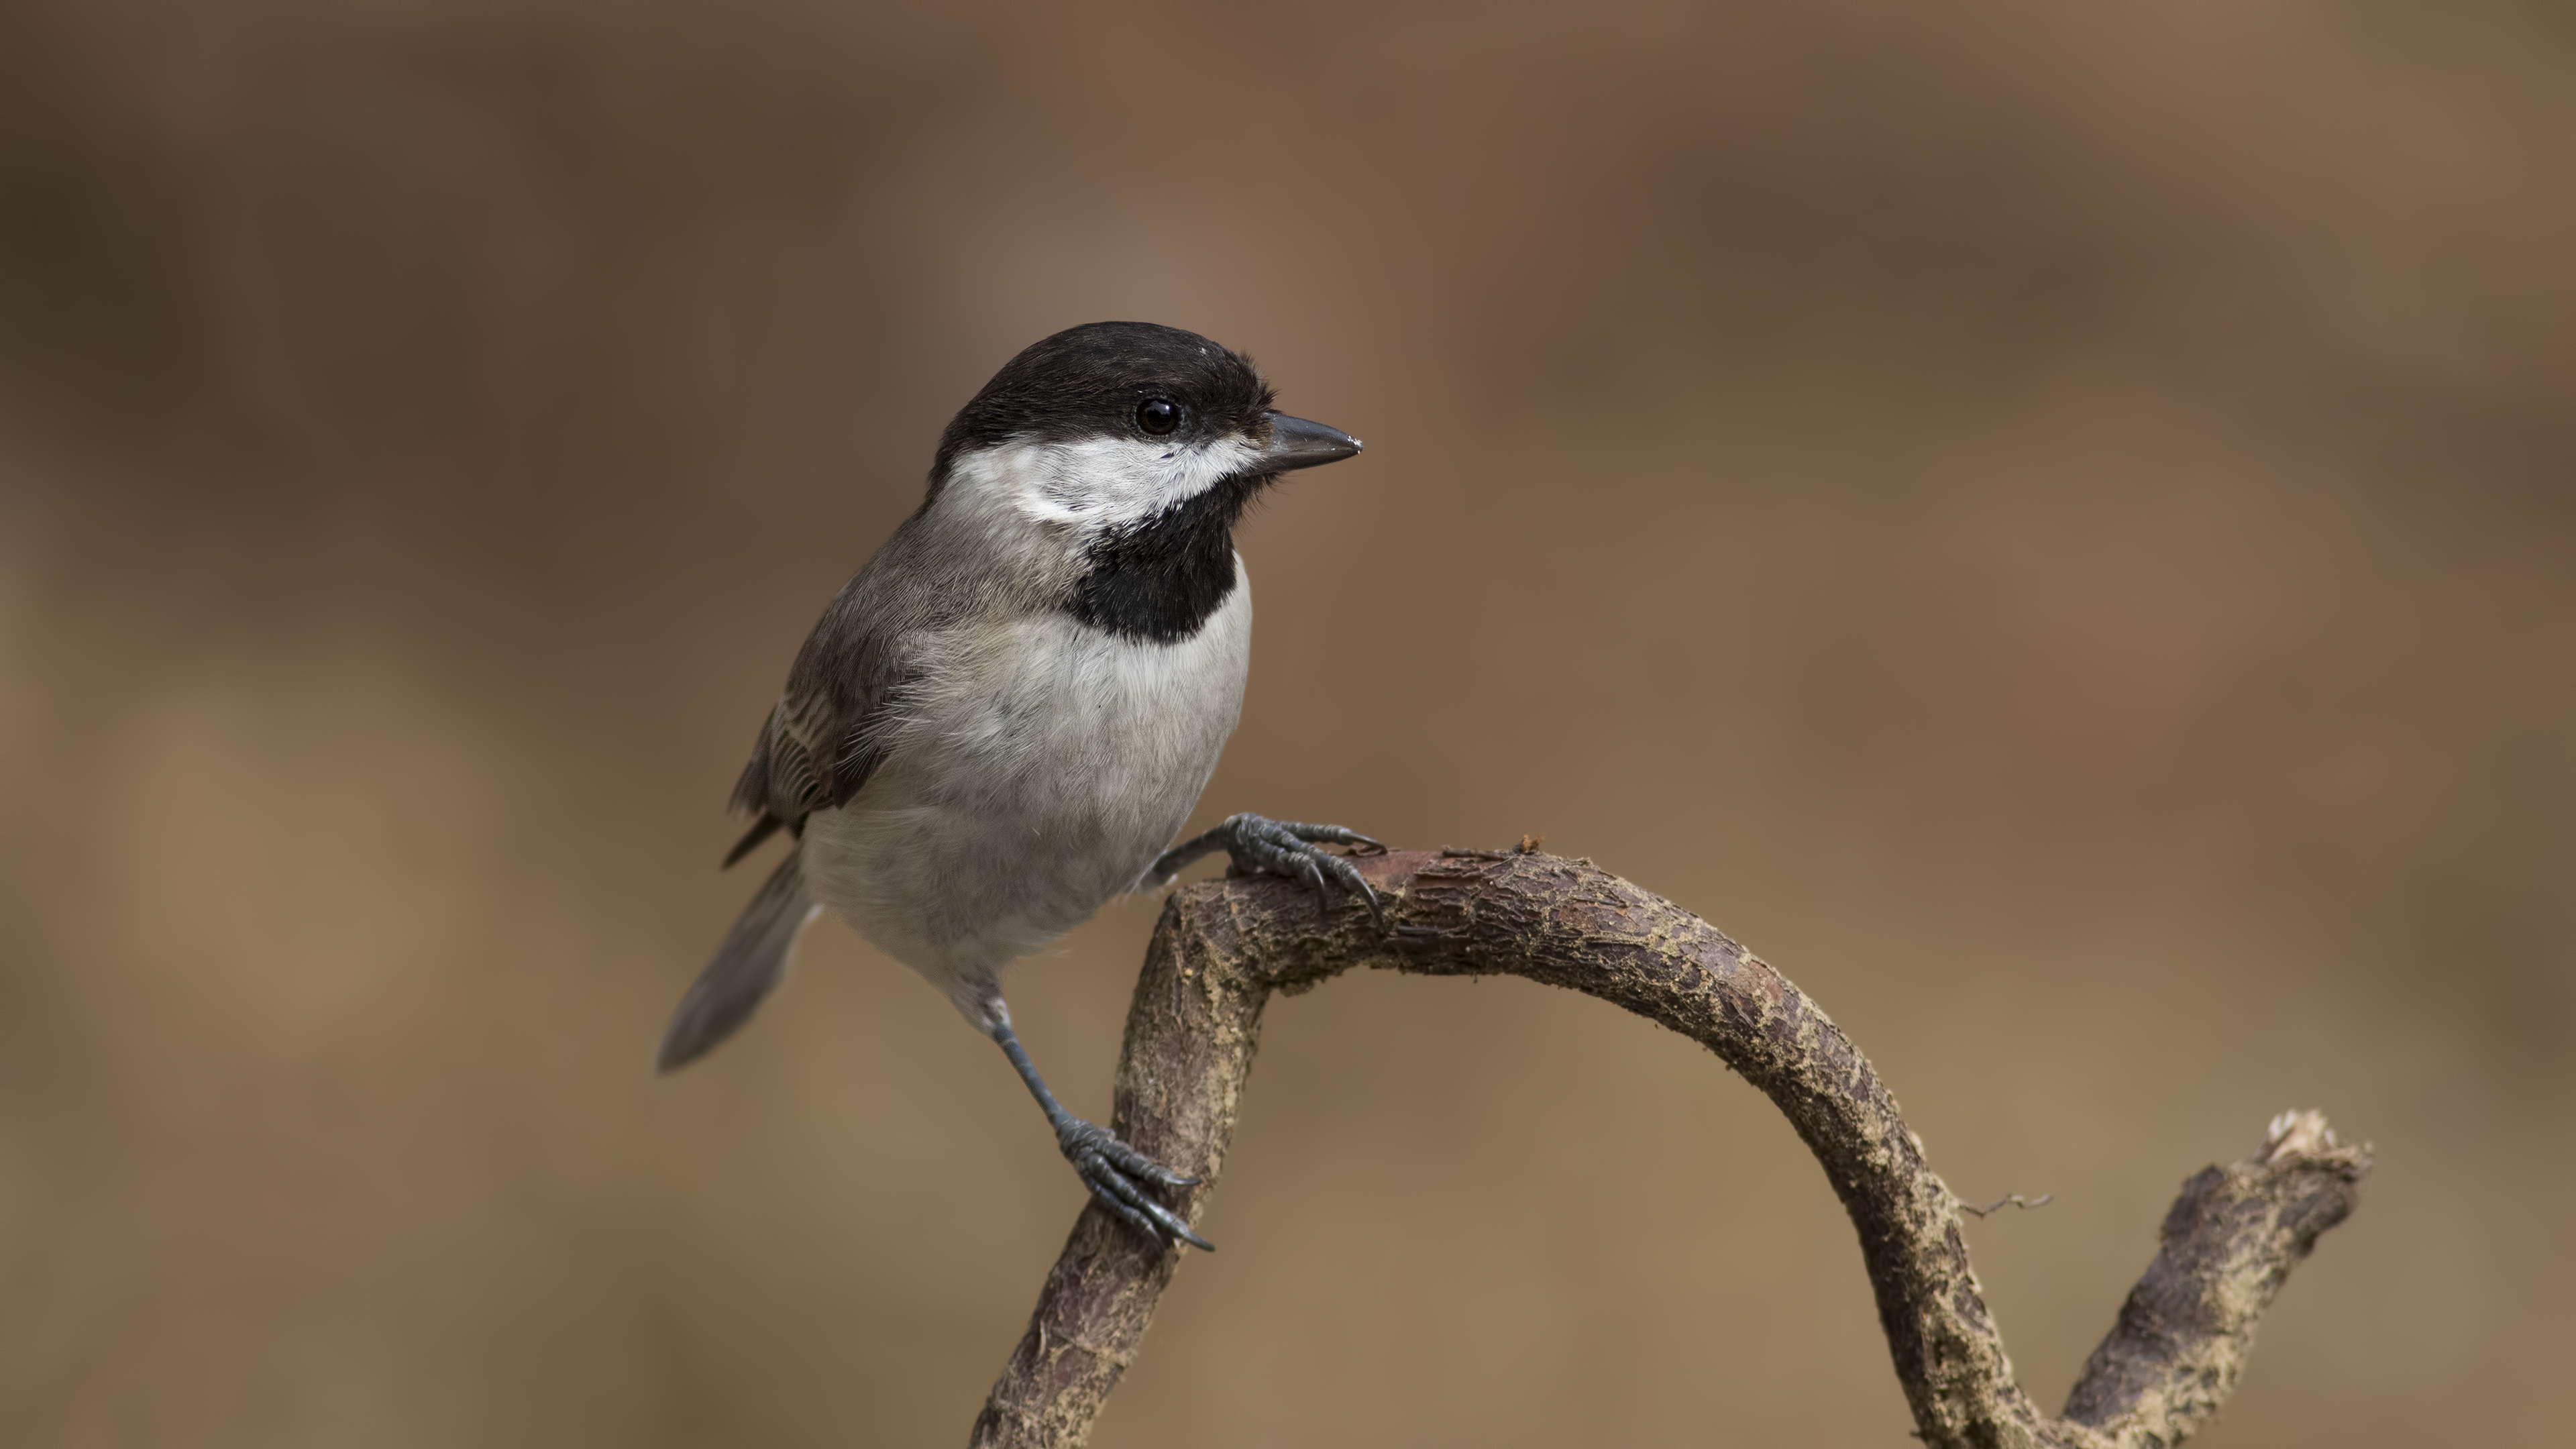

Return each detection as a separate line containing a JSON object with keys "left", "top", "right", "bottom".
{"left": 930, "top": 322, "right": 1277, "bottom": 488}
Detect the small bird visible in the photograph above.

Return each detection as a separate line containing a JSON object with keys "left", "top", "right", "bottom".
{"left": 658, "top": 321, "right": 1382, "bottom": 1250}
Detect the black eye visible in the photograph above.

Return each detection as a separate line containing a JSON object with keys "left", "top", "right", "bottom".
{"left": 1136, "top": 397, "right": 1182, "bottom": 435}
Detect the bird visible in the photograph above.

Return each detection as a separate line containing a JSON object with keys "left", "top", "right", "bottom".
{"left": 657, "top": 320, "right": 1383, "bottom": 1250}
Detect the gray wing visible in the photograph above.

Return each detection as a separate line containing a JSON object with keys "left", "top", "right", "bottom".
{"left": 719, "top": 576, "right": 912, "bottom": 867}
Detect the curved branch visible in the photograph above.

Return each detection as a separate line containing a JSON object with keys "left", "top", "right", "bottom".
{"left": 968, "top": 849, "right": 2370, "bottom": 1449}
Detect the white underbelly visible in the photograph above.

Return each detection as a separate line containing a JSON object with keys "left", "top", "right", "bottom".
{"left": 803, "top": 564, "right": 1252, "bottom": 1011}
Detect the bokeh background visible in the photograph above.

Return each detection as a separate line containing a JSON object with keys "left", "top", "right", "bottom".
{"left": 3, "top": 1, "right": 2571, "bottom": 1444}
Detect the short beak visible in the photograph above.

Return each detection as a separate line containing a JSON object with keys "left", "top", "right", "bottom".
{"left": 1259, "top": 412, "right": 1362, "bottom": 472}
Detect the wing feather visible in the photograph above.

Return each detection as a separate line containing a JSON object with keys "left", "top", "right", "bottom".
{"left": 720, "top": 585, "right": 912, "bottom": 865}
{"left": 718, "top": 500, "right": 996, "bottom": 865}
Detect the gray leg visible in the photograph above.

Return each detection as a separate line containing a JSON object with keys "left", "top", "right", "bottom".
{"left": 1149, "top": 812, "right": 1387, "bottom": 929}
{"left": 991, "top": 1012, "right": 1212, "bottom": 1252}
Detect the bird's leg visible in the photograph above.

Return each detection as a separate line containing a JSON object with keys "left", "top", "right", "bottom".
{"left": 988, "top": 1007, "right": 1211, "bottom": 1252}
{"left": 1148, "top": 813, "right": 1389, "bottom": 929}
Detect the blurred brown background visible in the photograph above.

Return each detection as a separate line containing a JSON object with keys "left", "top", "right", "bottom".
{"left": 1, "top": 1, "right": 2570, "bottom": 1444}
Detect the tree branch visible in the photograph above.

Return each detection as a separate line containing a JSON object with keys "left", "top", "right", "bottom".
{"left": 968, "top": 849, "right": 2371, "bottom": 1449}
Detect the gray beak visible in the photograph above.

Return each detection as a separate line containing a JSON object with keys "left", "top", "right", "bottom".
{"left": 1260, "top": 412, "right": 1362, "bottom": 472}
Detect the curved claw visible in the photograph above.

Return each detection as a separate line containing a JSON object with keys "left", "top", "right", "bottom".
{"left": 1297, "top": 854, "right": 1332, "bottom": 912}
{"left": 1176, "top": 812, "right": 1392, "bottom": 934}
{"left": 1081, "top": 1166, "right": 1169, "bottom": 1243}
{"left": 1309, "top": 848, "right": 1387, "bottom": 930}
{"left": 1079, "top": 1157, "right": 1214, "bottom": 1252}
{"left": 1059, "top": 1120, "right": 1211, "bottom": 1250}
{"left": 1098, "top": 1134, "right": 1198, "bottom": 1189}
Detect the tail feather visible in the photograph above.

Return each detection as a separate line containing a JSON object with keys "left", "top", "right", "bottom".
{"left": 657, "top": 847, "right": 816, "bottom": 1074}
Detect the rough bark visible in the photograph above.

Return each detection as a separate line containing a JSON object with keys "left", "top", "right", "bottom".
{"left": 968, "top": 849, "right": 2371, "bottom": 1449}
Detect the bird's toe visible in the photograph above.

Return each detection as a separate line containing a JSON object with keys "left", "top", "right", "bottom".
{"left": 1058, "top": 1120, "right": 1209, "bottom": 1250}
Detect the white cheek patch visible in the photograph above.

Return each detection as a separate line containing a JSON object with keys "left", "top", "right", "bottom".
{"left": 948, "top": 436, "right": 1265, "bottom": 535}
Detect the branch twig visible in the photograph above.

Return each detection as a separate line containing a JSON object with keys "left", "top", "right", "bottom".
{"left": 967, "top": 850, "right": 2370, "bottom": 1448}
{"left": 1960, "top": 1192, "right": 2056, "bottom": 1218}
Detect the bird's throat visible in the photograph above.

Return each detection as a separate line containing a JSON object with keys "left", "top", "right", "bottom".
{"left": 1063, "top": 476, "right": 1261, "bottom": 643}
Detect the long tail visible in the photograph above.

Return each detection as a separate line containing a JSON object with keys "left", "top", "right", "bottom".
{"left": 656, "top": 845, "right": 816, "bottom": 1074}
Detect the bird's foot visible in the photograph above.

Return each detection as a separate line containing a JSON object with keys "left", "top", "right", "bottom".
{"left": 1058, "top": 1118, "right": 1211, "bottom": 1251}
{"left": 1151, "top": 812, "right": 1388, "bottom": 930}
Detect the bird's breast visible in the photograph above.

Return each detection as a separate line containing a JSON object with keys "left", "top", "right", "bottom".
{"left": 837, "top": 557, "right": 1253, "bottom": 855}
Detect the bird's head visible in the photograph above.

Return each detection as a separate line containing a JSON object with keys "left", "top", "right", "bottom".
{"left": 926, "top": 321, "right": 1361, "bottom": 540}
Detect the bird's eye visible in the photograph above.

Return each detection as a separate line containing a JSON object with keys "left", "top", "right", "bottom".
{"left": 1136, "top": 397, "right": 1182, "bottom": 435}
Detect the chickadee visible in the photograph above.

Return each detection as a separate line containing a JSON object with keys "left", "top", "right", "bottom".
{"left": 658, "top": 321, "right": 1383, "bottom": 1250}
